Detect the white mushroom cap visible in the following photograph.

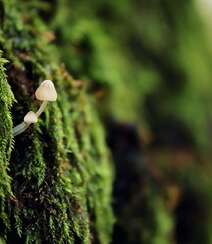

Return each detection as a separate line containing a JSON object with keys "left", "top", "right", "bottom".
{"left": 24, "top": 111, "right": 38, "bottom": 124}
{"left": 35, "top": 80, "right": 57, "bottom": 101}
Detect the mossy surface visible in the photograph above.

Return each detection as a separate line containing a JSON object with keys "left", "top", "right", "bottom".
{"left": 1, "top": 0, "right": 212, "bottom": 244}
{"left": 0, "top": 52, "right": 14, "bottom": 231}
{"left": 0, "top": 0, "right": 113, "bottom": 243}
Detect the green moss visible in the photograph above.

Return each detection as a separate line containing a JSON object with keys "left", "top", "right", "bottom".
{"left": 0, "top": 52, "right": 14, "bottom": 230}
{"left": 0, "top": 0, "right": 113, "bottom": 243}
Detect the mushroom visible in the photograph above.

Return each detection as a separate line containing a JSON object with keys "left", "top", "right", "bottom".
{"left": 12, "top": 80, "right": 57, "bottom": 137}
{"left": 13, "top": 111, "right": 38, "bottom": 137}
{"left": 35, "top": 80, "right": 57, "bottom": 116}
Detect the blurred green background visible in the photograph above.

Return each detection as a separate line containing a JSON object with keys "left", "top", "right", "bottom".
{"left": 41, "top": 0, "right": 212, "bottom": 243}
{"left": 46, "top": 0, "right": 212, "bottom": 243}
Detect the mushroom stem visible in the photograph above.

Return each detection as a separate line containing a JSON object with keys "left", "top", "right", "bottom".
{"left": 13, "top": 122, "right": 30, "bottom": 137}
{"left": 13, "top": 111, "right": 38, "bottom": 137}
{"left": 13, "top": 101, "right": 50, "bottom": 137}
{"left": 36, "top": 101, "right": 48, "bottom": 117}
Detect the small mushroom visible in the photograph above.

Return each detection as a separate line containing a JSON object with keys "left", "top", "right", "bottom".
{"left": 35, "top": 80, "right": 57, "bottom": 116}
{"left": 12, "top": 80, "right": 57, "bottom": 137}
{"left": 13, "top": 111, "right": 38, "bottom": 137}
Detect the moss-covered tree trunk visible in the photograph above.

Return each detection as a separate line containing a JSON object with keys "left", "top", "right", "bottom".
{"left": 0, "top": 1, "right": 113, "bottom": 243}
{"left": 1, "top": 0, "right": 212, "bottom": 244}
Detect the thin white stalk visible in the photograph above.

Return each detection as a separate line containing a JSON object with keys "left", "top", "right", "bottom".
{"left": 36, "top": 101, "right": 48, "bottom": 117}
{"left": 13, "top": 122, "right": 30, "bottom": 137}
{"left": 13, "top": 101, "right": 48, "bottom": 137}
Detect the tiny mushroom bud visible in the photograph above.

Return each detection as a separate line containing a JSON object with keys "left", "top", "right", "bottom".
{"left": 13, "top": 112, "right": 38, "bottom": 137}
{"left": 24, "top": 111, "right": 38, "bottom": 124}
